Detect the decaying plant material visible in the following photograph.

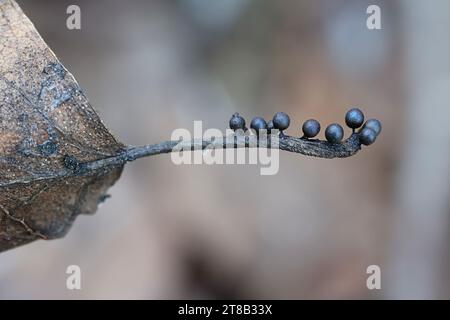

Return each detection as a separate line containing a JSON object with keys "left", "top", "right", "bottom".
{"left": 0, "top": 0, "right": 380, "bottom": 253}
{"left": 0, "top": 0, "right": 125, "bottom": 252}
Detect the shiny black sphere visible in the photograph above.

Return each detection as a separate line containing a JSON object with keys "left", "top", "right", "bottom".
{"left": 345, "top": 108, "right": 365, "bottom": 129}
{"left": 229, "top": 113, "right": 246, "bottom": 131}
{"left": 267, "top": 120, "right": 274, "bottom": 131}
{"left": 359, "top": 127, "right": 377, "bottom": 145}
{"left": 250, "top": 117, "right": 268, "bottom": 132}
{"left": 362, "top": 119, "right": 382, "bottom": 136}
{"left": 272, "top": 112, "right": 290, "bottom": 131}
{"left": 325, "top": 123, "right": 344, "bottom": 143}
{"left": 302, "top": 119, "right": 321, "bottom": 138}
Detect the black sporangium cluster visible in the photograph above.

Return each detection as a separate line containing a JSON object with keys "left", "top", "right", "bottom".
{"left": 229, "top": 108, "right": 381, "bottom": 146}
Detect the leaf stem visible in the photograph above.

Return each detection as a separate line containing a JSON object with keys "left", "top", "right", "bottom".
{"left": 82, "top": 132, "right": 362, "bottom": 173}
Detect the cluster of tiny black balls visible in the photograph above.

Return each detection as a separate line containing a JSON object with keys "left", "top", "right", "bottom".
{"left": 229, "top": 108, "right": 381, "bottom": 146}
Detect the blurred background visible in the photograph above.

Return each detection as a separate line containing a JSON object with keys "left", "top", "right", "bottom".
{"left": 1, "top": 0, "right": 449, "bottom": 299}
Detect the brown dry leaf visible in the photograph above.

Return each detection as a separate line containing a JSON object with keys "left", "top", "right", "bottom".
{"left": 0, "top": 0, "right": 125, "bottom": 252}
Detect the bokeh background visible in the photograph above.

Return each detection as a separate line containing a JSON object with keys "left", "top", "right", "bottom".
{"left": 1, "top": 0, "right": 449, "bottom": 299}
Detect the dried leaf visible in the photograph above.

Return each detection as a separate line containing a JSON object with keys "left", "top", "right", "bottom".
{"left": 0, "top": 0, "right": 125, "bottom": 252}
